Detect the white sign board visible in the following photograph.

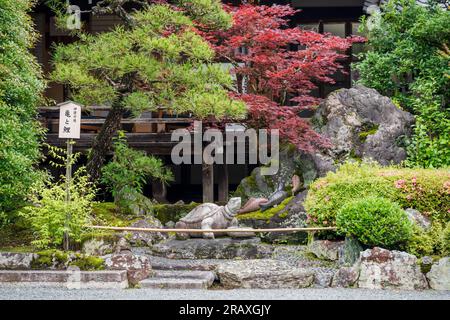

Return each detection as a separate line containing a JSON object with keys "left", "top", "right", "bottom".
{"left": 58, "top": 101, "right": 81, "bottom": 139}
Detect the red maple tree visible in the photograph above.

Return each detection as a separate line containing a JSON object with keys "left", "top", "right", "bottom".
{"left": 202, "top": 4, "right": 363, "bottom": 152}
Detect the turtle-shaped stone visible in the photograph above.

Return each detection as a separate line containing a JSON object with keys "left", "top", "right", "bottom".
{"left": 175, "top": 197, "right": 241, "bottom": 239}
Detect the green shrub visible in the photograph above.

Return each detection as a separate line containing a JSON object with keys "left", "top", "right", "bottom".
{"left": 305, "top": 162, "right": 450, "bottom": 227}
{"left": 101, "top": 132, "right": 173, "bottom": 213}
{"left": 20, "top": 167, "right": 97, "bottom": 249}
{"left": 336, "top": 197, "right": 413, "bottom": 248}
{"left": 0, "top": 212, "right": 8, "bottom": 229}
{"left": 406, "top": 223, "right": 444, "bottom": 257}
{"left": 0, "top": 0, "right": 46, "bottom": 215}
{"left": 442, "top": 222, "right": 450, "bottom": 256}
{"left": 354, "top": 0, "right": 450, "bottom": 167}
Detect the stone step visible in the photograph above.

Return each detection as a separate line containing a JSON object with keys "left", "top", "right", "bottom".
{"left": 154, "top": 270, "right": 216, "bottom": 281}
{"left": 147, "top": 254, "right": 222, "bottom": 271}
{"left": 0, "top": 270, "right": 128, "bottom": 289}
{"left": 140, "top": 270, "right": 216, "bottom": 289}
{"left": 139, "top": 277, "right": 211, "bottom": 289}
{"left": 150, "top": 238, "right": 273, "bottom": 260}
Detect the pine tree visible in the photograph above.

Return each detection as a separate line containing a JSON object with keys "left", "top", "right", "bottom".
{"left": 51, "top": 0, "right": 246, "bottom": 181}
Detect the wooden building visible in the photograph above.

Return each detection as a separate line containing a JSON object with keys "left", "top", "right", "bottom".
{"left": 31, "top": 0, "right": 370, "bottom": 203}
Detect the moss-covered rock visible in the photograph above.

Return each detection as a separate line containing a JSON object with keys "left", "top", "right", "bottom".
{"left": 31, "top": 249, "right": 105, "bottom": 270}
{"left": 70, "top": 255, "right": 105, "bottom": 271}
{"left": 238, "top": 196, "right": 294, "bottom": 222}
{"left": 92, "top": 202, "right": 137, "bottom": 227}
{"left": 358, "top": 123, "right": 379, "bottom": 143}
{"left": 152, "top": 202, "right": 199, "bottom": 225}
{"left": 115, "top": 190, "right": 154, "bottom": 216}
{"left": 237, "top": 192, "right": 310, "bottom": 245}
{"left": 233, "top": 146, "right": 306, "bottom": 203}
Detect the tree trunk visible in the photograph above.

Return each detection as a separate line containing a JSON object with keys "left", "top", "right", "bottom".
{"left": 86, "top": 105, "right": 124, "bottom": 182}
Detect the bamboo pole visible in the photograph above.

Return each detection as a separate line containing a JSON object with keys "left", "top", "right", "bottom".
{"left": 85, "top": 225, "right": 337, "bottom": 233}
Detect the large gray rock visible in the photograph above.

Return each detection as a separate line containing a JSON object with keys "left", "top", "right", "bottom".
{"left": 82, "top": 238, "right": 115, "bottom": 256}
{"left": 270, "top": 245, "right": 338, "bottom": 269}
{"left": 0, "top": 252, "right": 37, "bottom": 270}
{"left": 310, "top": 85, "right": 414, "bottom": 169}
{"left": 140, "top": 270, "right": 215, "bottom": 289}
{"left": 217, "top": 260, "right": 314, "bottom": 289}
{"left": 405, "top": 208, "right": 431, "bottom": 230}
{"left": 238, "top": 191, "right": 309, "bottom": 245}
{"left": 114, "top": 237, "right": 132, "bottom": 254}
{"left": 338, "top": 237, "right": 364, "bottom": 266}
{"left": 115, "top": 189, "right": 154, "bottom": 215}
{"left": 234, "top": 147, "right": 303, "bottom": 203}
{"left": 103, "top": 253, "right": 152, "bottom": 286}
{"left": 127, "top": 217, "right": 168, "bottom": 246}
{"left": 151, "top": 238, "right": 273, "bottom": 260}
{"left": 331, "top": 266, "right": 359, "bottom": 288}
{"left": 266, "top": 191, "right": 309, "bottom": 244}
{"left": 426, "top": 257, "right": 450, "bottom": 291}
{"left": 358, "top": 247, "right": 428, "bottom": 290}
{"left": 308, "top": 240, "right": 344, "bottom": 261}
{"left": 313, "top": 268, "right": 336, "bottom": 288}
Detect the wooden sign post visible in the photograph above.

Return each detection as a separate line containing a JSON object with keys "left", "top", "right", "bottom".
{"left": 58, "top": 101, "right": 82, "bottom": 251}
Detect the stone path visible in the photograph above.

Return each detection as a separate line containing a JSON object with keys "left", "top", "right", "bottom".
{"left": 0, "top": 285, "right": 448, "bottom": 300}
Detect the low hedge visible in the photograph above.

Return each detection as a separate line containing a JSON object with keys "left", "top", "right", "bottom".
{"left": 305, "top": 162, "right": 450, "bottom": 227}
{"left": 336, "top": 197, "right": 413, "bottom": 248}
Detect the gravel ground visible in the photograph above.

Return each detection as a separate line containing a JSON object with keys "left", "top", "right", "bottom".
{"left": 0, "top": 285, "right": 448, "bottom": 300}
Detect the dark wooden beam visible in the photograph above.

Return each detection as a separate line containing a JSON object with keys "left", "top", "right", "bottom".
{"left": 45, "top": 133, "right": 177, "bottom": 155}
{"left": 217, "top": 164, "right": 229, "bottom": 204}
{"left": 202, "top": 156, "right": 214, "bottom": 203}
{"left": 41, "top": 118, "right": 193, "bottom": 124}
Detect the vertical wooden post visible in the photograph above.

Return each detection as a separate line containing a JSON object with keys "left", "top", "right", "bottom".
{"left": 202, "top": 162, "right": 214, "bottom": 203}
{"left": 63, "top": 139, "right": 73, "bottom": 251}
{"left": 217, "top": 164, "right": 229, "bottom": 204}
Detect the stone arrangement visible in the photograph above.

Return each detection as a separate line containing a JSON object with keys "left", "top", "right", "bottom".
{"left": 0, "top": 89, "right": 447, "bottom": 292}
{"left": 0, "top": 239, "right": 449, "bottom": 290}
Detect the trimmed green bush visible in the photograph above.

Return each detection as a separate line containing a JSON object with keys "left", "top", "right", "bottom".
{"left": 305, "top": 162, "right": 450, "bottom": 227}
{"left": 336, "top": 197, "right": 413, "bottom": 248}
{"left": 405, "top": 223, "right": 444, "bottom": 257}
{"left": 442, "top": 222, "right": 450, "bottom": 256}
